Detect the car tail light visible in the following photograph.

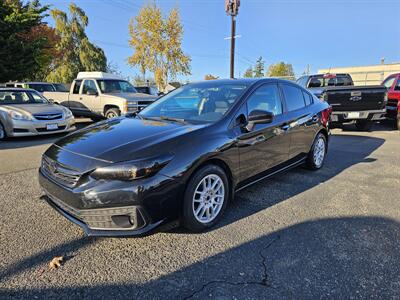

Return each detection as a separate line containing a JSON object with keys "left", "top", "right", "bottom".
{"left": 321, "top": 107, "right": 332, "bottom": 126}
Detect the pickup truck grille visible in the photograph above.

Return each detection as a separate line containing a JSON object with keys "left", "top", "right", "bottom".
{"left": 34, "top": 113, "right": 63, "bottom": 120}
{"left": 41, "top": 156, "right": 80, "bottom": 188}
{"left": 127, "top": 100, "right": 155, "bottom": 112}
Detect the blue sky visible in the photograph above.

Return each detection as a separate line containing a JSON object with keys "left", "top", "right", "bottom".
{"left": 41, "top": 0, "right": 400, "bottom": 81}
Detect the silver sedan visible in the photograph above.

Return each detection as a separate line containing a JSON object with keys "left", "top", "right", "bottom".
{"left": 0, "top": 88, "right": 75, "bottom": 140}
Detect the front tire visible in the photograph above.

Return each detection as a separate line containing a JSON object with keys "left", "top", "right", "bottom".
{"left": 0, "top": 122, "right": 6, "bottom": 140}
{"left": 104, "top": 108, "right": 120, "bottom": 119}
{"left": 355, "top": 120, "right": 372, "bottom": 131}
{"left": 306, "top": 133, "right": 327, "bottom": 170}
{"left": 182, "top": 165, "right": 229, "bottom": 232}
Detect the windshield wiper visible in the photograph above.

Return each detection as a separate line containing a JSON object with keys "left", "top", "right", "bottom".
{"left": 159, "top": 116, "right": 187, "bottom": 124}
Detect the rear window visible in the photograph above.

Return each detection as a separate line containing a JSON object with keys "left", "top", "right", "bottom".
{"left": 308, "top": 75, "right": 352, "bottom": 88}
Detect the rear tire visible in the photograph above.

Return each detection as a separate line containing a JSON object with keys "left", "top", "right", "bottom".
{"left": 0, "top": 122, "right": 6, "bottom": 141}
{"left": 306, "top": 133, "right": 327, "bottom": 170}
{"left": 355, "top": 120, "right": 372, "bottom": 131}
{"left": 396, "top": 117, "right": 400, "bottom": 130}
{"left": 104, "top": 108, "right": 120, "bottom": 119}
{"left": 182, "top": 165, "right": 229, "bottom": 232}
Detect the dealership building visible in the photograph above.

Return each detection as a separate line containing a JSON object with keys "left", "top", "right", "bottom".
{"left": 318, "top": 62, "right": 400, "bottom": 86}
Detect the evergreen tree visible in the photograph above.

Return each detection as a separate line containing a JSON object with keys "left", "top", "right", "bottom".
{"left": 253, "top": 56, "right": 265, "bottom": 78}
{"left": 0, "top": 0, "right": 53, "bottom": 82}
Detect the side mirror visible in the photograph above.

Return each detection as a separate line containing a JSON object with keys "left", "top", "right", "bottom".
{"left": 87, "top": 90, "right": 98, "bottom": 96}
{"left": 246, "top": 110, "right": 274, "bottom": 131}
{"left": 157, "top": 92, "right": 164, "bottom": 96}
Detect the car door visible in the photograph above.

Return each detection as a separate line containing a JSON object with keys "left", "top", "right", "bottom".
{"left": 67, "top": 80, "right": 88, "bottom": 115}
{"left": 235, "top": 83, "right": 291, "bottom": 182}
{"left": 279, "top": 83, "right": 317, "bottom": 160}
{"left": 81, "top": 79, "right": 102, "bottom": 115}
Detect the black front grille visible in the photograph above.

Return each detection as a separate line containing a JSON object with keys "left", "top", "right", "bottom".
{"left": 41, "top": 156, "right": 80, "bottom": 188}
{"left": 34, "top": 113, "right": 63, "bottom": 120}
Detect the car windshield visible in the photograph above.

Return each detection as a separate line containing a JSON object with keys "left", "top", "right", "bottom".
{"left": 97, "top": 80, "right": 137, "bottom": 93}
{"left": 139, "top": 82, "right": 249, "bottom": 124}
{"left": 0, "top": 90, "right": 48, "bottom": 105}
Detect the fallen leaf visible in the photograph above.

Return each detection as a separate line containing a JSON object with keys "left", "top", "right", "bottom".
{"left": 49, "top": 256, "right": 64, "bottom": 270}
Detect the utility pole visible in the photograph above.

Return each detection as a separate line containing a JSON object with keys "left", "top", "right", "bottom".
{"left": 225, "top": 0, "right": 240, "bottom": 79}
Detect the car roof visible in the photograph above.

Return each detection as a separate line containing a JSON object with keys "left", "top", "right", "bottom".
{"left": 0, "top": 87, "right": 37, "bottom": 92}
{"left": 188, "top": 78, "right": 292, "bottom": 86}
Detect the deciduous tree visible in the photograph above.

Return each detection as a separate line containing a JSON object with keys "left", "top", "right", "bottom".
{"left": 204, "top": 74, "right": 219, "bottom": 80}
{"left": 243, "top": 67, "right": 253, "bottom": 78}
{"left": 128, "top": 4, "right": 191, "bottom": 91}
{"left": 47, "top": 3, "right": 107, "bottom": 83}
{"left": 267, "top": 62, "right": 295, "bottom": 78}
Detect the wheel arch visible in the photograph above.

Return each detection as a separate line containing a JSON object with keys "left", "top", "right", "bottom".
{"left": 103, "top": 105, "right": 121, "bottom": 116}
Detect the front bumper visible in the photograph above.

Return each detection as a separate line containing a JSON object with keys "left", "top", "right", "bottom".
{"left": 7, "top": 117, "right": 75, "bottom": 137}
{"left": 38, "top": 166, "right": 181, "bottom": 237}
{"left": 330, "top": 109, "right": 386, "bottom": 123}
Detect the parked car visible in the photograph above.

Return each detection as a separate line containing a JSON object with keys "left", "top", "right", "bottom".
{"left": 42, "top": 72, "right": 158, "bottom": 120}
{"left": 5, "top": 82, "right": 68, "bottom": 93}
{"left": 39, "top": 78, "right": 331, "bottom": 237}
{"left": 382, "top": 73, "right": 400, "bottom": 129}
{"left": 134, "top": 86, "right": 163, "bottom": 96}
{"left": 297, "top": 73, "right": 387, "bottom": 130}
{"left": 0, "top": 88, "right": 75, "bottom": 140}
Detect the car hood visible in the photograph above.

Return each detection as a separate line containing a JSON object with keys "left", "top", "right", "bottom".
{"left": 104, "top": 92, "right": 157, "bottom": 101}
{"left": 2, "top": 104, "right": 66, "bottom": 115}
{"left": 53, "top": 117, "right": 205, "bottom": 164}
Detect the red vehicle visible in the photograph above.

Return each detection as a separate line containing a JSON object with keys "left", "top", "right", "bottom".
{"left": 382, "top": 73, "right": 400, "bottom": 129}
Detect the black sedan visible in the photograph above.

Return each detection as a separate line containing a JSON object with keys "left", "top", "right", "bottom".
{"left": 39, "top": 78, "right": 331, "bottom": 236}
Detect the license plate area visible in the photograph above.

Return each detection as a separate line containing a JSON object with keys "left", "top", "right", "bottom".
{"left": 347, "top": 112, "right": 361, "bottom": 119}
{"left": 46, "top": 124, "right": 59, "bottom": 130}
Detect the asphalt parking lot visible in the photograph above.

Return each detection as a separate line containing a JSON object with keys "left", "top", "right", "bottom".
{"left": 0, "top": 121, "right": 399, "bottom": 299}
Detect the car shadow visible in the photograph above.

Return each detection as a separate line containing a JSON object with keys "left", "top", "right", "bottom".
{"left": 0, "top": 119, "right": 93, "bottom": 150}
{"left": 168, "top": 132, "right": 385, "bottom": 235}
{"left": 1, "top": 216, "right": 399, "bottom": 298}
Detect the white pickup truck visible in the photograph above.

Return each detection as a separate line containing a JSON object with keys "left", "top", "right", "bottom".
{"left": 43, "top": 72, "right": 158, "bottom": 120}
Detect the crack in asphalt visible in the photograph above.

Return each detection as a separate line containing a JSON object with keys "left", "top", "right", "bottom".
{"left": 182, "top": 235, "right": 281, "bottom": 300}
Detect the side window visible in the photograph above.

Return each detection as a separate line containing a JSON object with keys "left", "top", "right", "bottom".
{"left": 246, "top": 84, "right": 283, "bottom": 116}
{"left": 383, "top": 77, "right": 395, "bottom": 89}
{"left": 82, "top": 80, "right": 97, "bottom": 94}
{"left": 302, "top": 91, "right": 313, "bottom": 106}
{"left": 281, "top": 84, "right": 306, "bottom": 111}
{"left": 73, "top": 80, "right": 82, "bottom": 94}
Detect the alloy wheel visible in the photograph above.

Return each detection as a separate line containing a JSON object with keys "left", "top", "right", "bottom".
{"left": 313, "top": 137, "right": 326, "bottom": 167}
{"left": 192, "top": 174, "right": 225, "bottom": 224}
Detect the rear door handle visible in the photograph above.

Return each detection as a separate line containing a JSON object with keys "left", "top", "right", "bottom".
{"left": 79, "top": 97, "right": 83, "bottom": 100}
{"left": 312, "top": 115, "right": 319, "bottom": 122}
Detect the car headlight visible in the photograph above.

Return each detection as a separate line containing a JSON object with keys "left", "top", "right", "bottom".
{"left": 64, "top": 109, "right": 73, "bottom": 118}
{"left": 8, "top": 110, "right": 31, "bottom": 121}
{"left": 90, "top": 154, "right": 173, "bottom": 181}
